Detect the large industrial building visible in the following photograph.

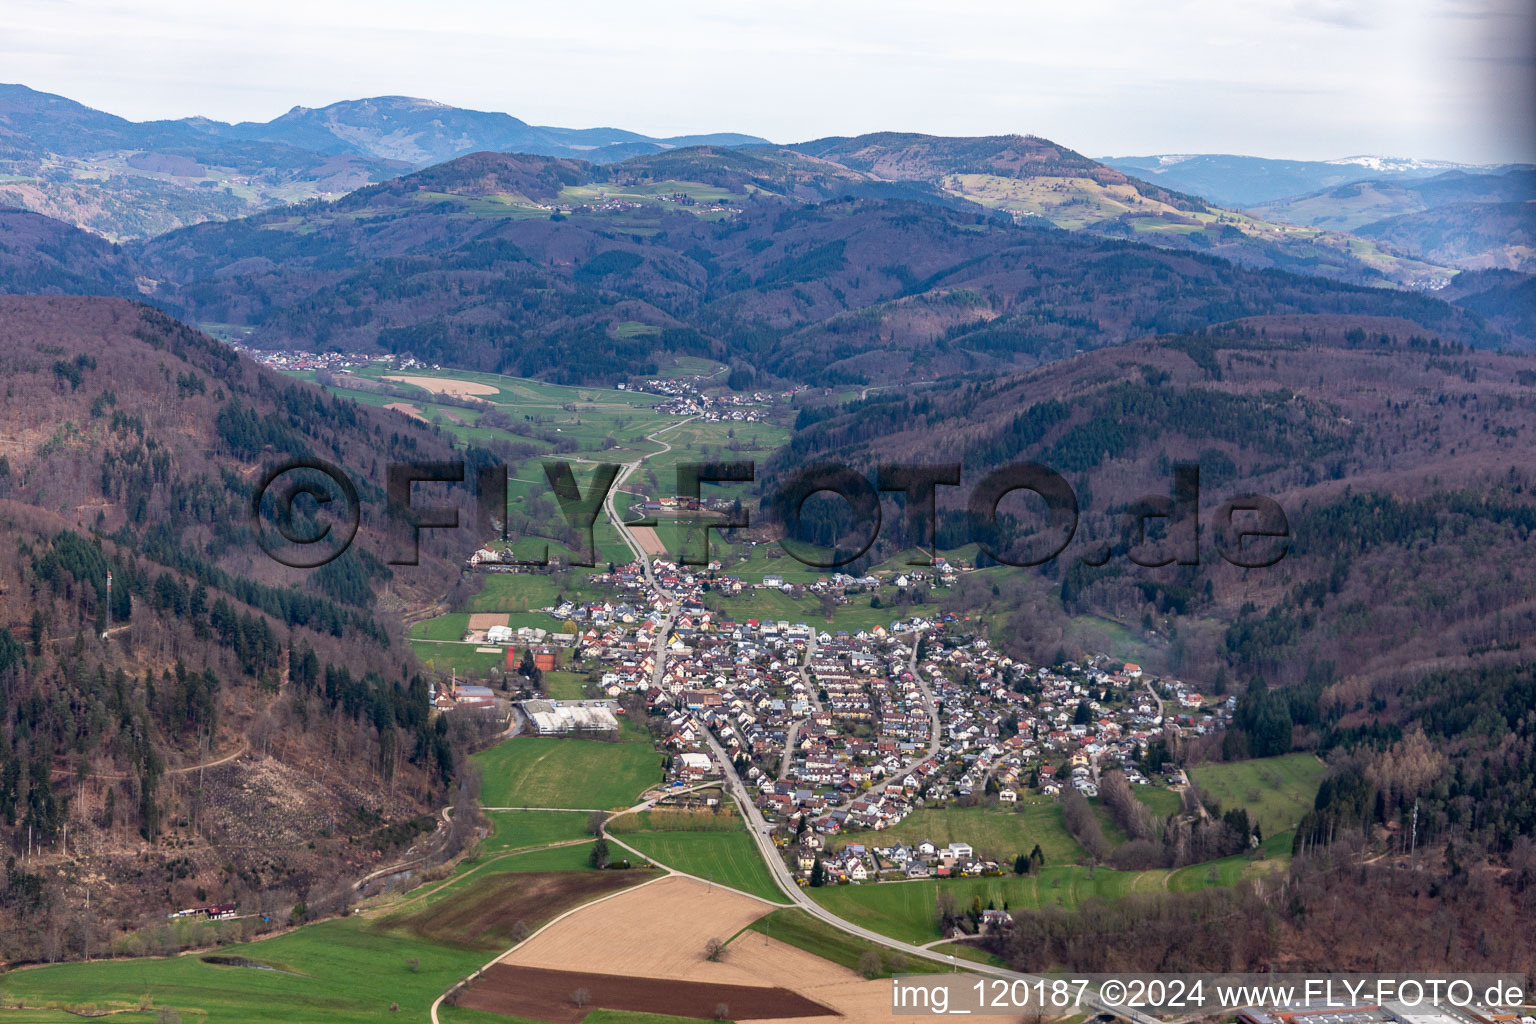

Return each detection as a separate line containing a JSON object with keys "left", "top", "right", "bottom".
{"left": 520, "top": 699, "right": 620, "bottom": 736}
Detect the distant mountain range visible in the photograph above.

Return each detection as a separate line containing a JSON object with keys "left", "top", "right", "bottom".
{"left": 1105, "top": 154, "right": 1536, "bottom": 274}
{"left": 1102, "top": 152, "right": 1532, "bottom": 208}
{"left": 174, "top": 94, "right": 770, "bottom": 167}
{"left": 1, "top": 82, "right": 1530, "bottom": 280}
{"left": 0, "top": 84, "right": 768, "bottom": 166}
{"left": 0, "top": 84, "right": 768, "bottom": 238}
{"left": 1250, "top": 170, "right": 1536, "bottom": 272}
{"left": 3, "top": 146, "right": 1482, "bottom": 388}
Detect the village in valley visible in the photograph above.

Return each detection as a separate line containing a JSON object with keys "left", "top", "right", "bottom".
{"left": 437, "top": 540, "right": 1236, "bottom": 891}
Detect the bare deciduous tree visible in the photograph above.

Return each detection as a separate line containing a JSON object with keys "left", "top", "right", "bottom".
{"left": 1060, "top": 788, "right": 1111, "bottom": 863}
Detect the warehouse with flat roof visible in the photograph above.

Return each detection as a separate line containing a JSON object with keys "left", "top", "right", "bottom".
{"left": 520, "top": 699, "right": 619, "bottom": 735}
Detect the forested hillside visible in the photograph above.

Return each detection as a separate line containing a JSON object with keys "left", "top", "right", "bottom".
{"left": 771, "top": 314, "right": 1536, "bottom": 856}
{"left": 129, "top": 152, "right": 1505, "bottom": 386}
{"left": 0, "top": 296, "right": 480, "bottom": 960}
{"left": 0, "top": 209, "right": 150, "bottom": 299}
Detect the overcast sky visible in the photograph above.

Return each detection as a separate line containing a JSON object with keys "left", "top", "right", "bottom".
{"left": 6, "top": 0, "right": 1534, "bottom": 163}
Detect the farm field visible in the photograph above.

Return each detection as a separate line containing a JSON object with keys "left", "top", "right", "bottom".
{"left": 704, "top": 585, "right": 903, "bottom": 633}
{"left": 617, "top": 830, "right": 787, "bottom": 902}
{"left": 480, "top": 810, "right": 597, "bottom": 853}
{"left": 1091, "top": 799, "right": 1131, "bottom": 847}
{"left": 408, "top": 641, "right": 508, "bottom": 678}
{"left": 373, "top": 844, "right": 616, "bottom": 928}
{"left": 347, "top": 364, "right": 759, "bottom": 475}
{"left": 410, "top": 613, "right": 474, "bottom": 641}
{"left": 808, "top": 831, "right": 1294, "bottom": 946}
{"left": 713, "top": 544, "right": 847, "bottom": 588}
{"left": 326, "top": 359, "right": 802, "bottom": 664}
{"left": 441, "top": 1012, "right": 718, "bottom": 1024}
{"left": 0, "top": 822, "right": 661, "bottom": 1024}
{"left": 633, "top": 420, "right": 787, "bottom": 494}
{"left": 480, "top": 841, "right": 609, "bottom": 872}
{"left": 473, "top": 727, "right": 662, "bottom": 809}
{"left": 806, "top": 867, "right": 1093, "bottom": 944}
{"left": 456, "top": 963, "right": 834, "bottom": 1022}
{"left": 497, "top": 876, "right": 1019, "bottom": 1024}
{"left": 504, "top": 875, "right": 768, "bottom": 978}
{"left": 1189, "top": 753, "right": 1327, "bottom": 836}
{"left": 932, "top": 942, "right": 1006, "bottom": 967}
{"left": 0, "top": 916, "right": 487, "bottom": 1023}
{"left": 391, "top": 869, "right": 651, "bottom": 950}
{"left": 467, "top": 572, "right": 569, "bottom": 613}
{"left": 743, "top": 908, "right": 908, "bottom": 978}
{"left": 831, "top": 801, "right": 1086, "bottom": 866}
{"left": 608, "top": 807, "right": 743, "bottom": 833}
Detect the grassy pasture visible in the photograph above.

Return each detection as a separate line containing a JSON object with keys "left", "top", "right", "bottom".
{"left": 473, "top": 730, "right": 662, "bottom": 809}
{"left": 0, "top": 917, "right": 485, "bottom": 1024}
{"left": 1189, "top": 754, "right": 1327, "bottom": 836}
{"left": 479, "top": 810, "right": 596, "bottom": 853}
{"left": 1132, "top": 785, "right": 1184, "bottom": 819}
{"left": 617, "top": 830, "right": 785, "bottom": 903}
{"left": 744, "top": 908, "right": 907, "bottom": 978}
{"left": 808, "top": 829, "right": 1293, "bottom": 945}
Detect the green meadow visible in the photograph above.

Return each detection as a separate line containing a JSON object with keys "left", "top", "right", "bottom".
{"left": 616, "top": 830, "right": 786, "bottom": 903}
{"left": 478, "top": 810, "right": 596, "bottom": 853}
{"left": 0, "top": 917, "right": 485, "bottom": 1024}
{"left": 807, "top": 828, "right": 1294, "bottom": 945}
{"left": 472, "top": 726, "right": 662, "bottom": 809}
{"left": 1189, "top": 754, "right": 1327, "bottom": 836}
{"left": 743, "top": 908, "right": 908, "bottom": 978}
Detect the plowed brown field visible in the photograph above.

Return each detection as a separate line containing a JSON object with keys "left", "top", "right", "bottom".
{"left": 397, "top": 870, "right": 651, "bottom": 950}
{"left": 456, "top": 963, "right": 836, "bottom": 1021}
